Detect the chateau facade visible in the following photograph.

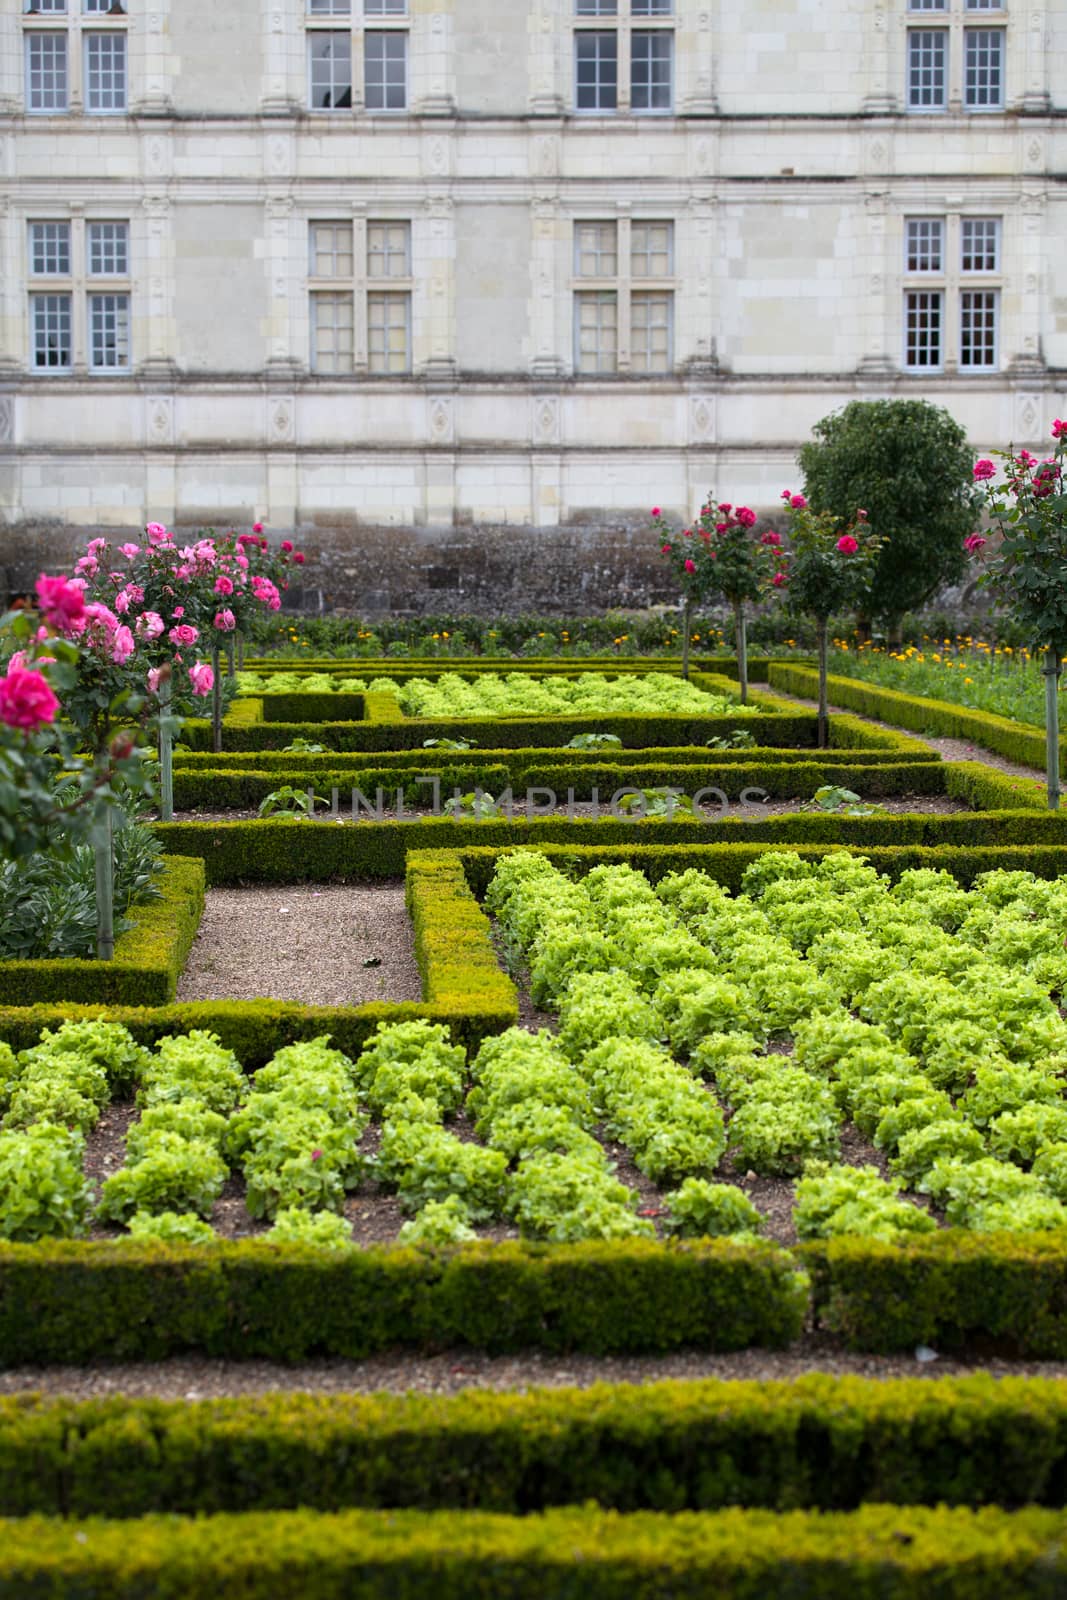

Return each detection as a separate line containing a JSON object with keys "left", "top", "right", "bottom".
{"left": 1, "top": 0, "right": 1066, "bottom": 575}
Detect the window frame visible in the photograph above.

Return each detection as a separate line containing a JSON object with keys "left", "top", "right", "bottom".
{"left": 963, "top": 25, "right": 1004, "bottom": 110}
{"left": 572, "top": 0, "right": 673, "bottom": 116}
{"left": 83, "top": 28, "right": 126, "bottom": 114}
{"left": 572, "top": 215, "right": 675, "bottom": 376}
{"left": 24, "top": 30, "right": 69, "bottom": 114}
{"left": 906, "top": 26, "right": 948, "bottom": 110}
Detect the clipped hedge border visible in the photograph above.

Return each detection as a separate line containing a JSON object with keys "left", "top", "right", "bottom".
{"left": 769, "top": 662, "right": 1053, "bottom": 774}
{"left": 0, "top": 848, "right": 516, "bottom": 1063}
{"left": 0, "top": 857, "right": 204, "bottom": 1006}
{"left": 182, "top": 710, "right": 820, "bottom": 754}
{"left": 0, "top": 1237, "right": 807, "bottom": 1364}
{"left": 241, "top": 654, "right": 803, "bottom": 678}
{"left": 804, "top": 1230, "right": 1067, "bottom": 1357}
{"left": 5, "top": 1374, "right": 1067, "bottom": 1517}
{"left": 0, "top": 1504, "right": 1063, "bottom": 1597}
{"left": 171, "top": 757, "right": 949, "bottom": 812}
{"left": 154, "top": 819, "right": 1067, "bottom": 888}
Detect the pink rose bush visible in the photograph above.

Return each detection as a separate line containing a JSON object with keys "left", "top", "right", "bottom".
{"left": 0, "top": 667, "right": 59, "bottom": 732}
{"left": 652, "top": 494, "right": 777, "bottom": 696}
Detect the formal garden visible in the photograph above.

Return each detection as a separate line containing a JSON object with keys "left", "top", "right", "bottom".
{"left": 8, "top": 402, "right": 1067, "bottom": 1592}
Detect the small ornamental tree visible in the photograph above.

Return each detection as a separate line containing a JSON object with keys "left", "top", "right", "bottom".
{"left": 778, "top": 494, "right": 883, "bottom": 747}
{"left": 651, "top": 498, "right": 775, "bottom": 698}
{"left": 969, "top": 424, "right": 1067, "bottom": 809}
{"left": 798, "top": 399, "right": 980, "bottom": 644}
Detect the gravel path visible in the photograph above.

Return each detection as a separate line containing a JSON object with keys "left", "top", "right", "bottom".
{"left": 176, "top": 884, "right": 423, "bottom": 1007}
{"left": 772, "top": 688, "right": 1045, "bottom": 781}
{"left": 2, "top": 1344, "right": 1065, "bottom": 1399}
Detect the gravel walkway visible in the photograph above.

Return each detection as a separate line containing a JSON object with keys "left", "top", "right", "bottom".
{"left": 2, "top": 1344, "right": 1065, "bottom": 1399}
{"left": 176, "top": 884, "right": 423, "bottom": 1007}
{"left": 773, "top": 688, "right": 1045, "bottom": 781}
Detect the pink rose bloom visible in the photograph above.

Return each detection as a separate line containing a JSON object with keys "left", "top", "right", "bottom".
{"left": 193, "top": 539, "right": 217, "bottom": 566}
{"left": 213, "top": 609, "right": 236, "bottom": 632}
{"left": 735, "top": 507, "right": 757, "bottom": 527}
{"left": 281, "top": 540, "right": 293, "bottom": 553}
{"left": 1017, "top": 450, "right": 1038, "bottom": 467}
{"left": 719, "top": 503, "right": 732, "bottom": 515}
{"left": 964, "top": 534, "right": 987, "bottom": 553}
{"left": 0, "top": 667, "right": 59, "bottom": 731}
{"left": 120, "top": 543, "right": 141, "bottom": 560}
{"left": 252, "top": 522, "right": 264, "bottom": 534}
{"left": 789, "top": 494, "right": 807, "bottom": 509}
{"left": 5, "top": 651, "right": 26, "bottom": 675}
{"left": 125, "top": 584, "right": 144, "bottom": 606}
{"left": 237, "top": 533, "right": 258, "bottom": 547}
{"left": 761, "top": 531, "right": 782, "bottom": 546}
{"left": 114, "top": 589, "right": 130, "bottom": 613}
{"left": 780, "top": 490, "right": 793, "bottom": 502}
{"left": 188, "top": 660, "right": 214, "bottom": 697}
{"left": 836, "top": 534, "right": 860, "bottom": 555}
{"left": 147, "top": 666, "right": 164, "bottom": 695}
{"left": 84, "top": 602, "right": 119, "bottom": 635}
{"left": 684, "top": 558, "right": 697, "bottom": 574}
{"left": 169, "top": 624, "right": 199, "bottom": 647}
{"left": 973, "top": 459, "right": 996, "bottom": 481}
{"left": 36, "top": 574, "right": 86, "bottom": 631}
{"left": 136, "top": 611, "right": 165, "bottom": 640}
{"left": 235, "top": 553, "right": 249, "bottom": 570}
{"left": 146, "top": 522, "right": 169, "bottom": 546}
{"left": 111, "top": 625, "right": 135, "bottom": 665}
{"left": 661, "top": 543, "right": 672, "bottom": 554}
{"left": 252, "top": 577, "right": 281, "bottom": 611}
{"left": 214, "top": 575, "right": 234, "bottom": 596}
{"left": 772, "top": 572, "right": 787, "bottom": 588}
{"left": 87, "top": 537, "right": 108, "bottom": 557}
{"left": 1053, "top": 420, "right": 1067, "bottom": 439}
{"left": 650, "top": 507, "right": 661, "bottom": 518}
{"left": 293, "top": 552, "right": 305, "bottom": 564}
{"left": 172, "top": 606, "right": 185, "bottom": 619}
{"left": 74, "top": 555, "right": 98, "bottom": 578}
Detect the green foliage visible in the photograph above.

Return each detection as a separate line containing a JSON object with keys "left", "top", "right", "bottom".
{"left": 97, "top": 1134, "right": 228, "bottom": 1222}
{"left": 565, "top": 732, "right": 622, "bottom": 749}
{"left": 269, "top": 1207, "right": 354, "bottom": 1249}
{"left": 0, "top": 807, "right": 164, "bottom": 960}
{"left": 799, "top": 399, "right": 980, "bottom": 625}
{"left": 137, "top": 1030, "right": 246, "bottom": 1113}
{"left": 794, "top": 1163, "right": 936, "bottom": 1241}
{"left": 507, "top": 1151, "right": 652, "bottom": 1242}
{"left": 890, "top": 1119, "right": 986, "bottom": 1187}
{"left": 397, "top": 1196, "right": 478, "bottom": 1246}
{"left": 257, "top": 785, "right": 326, "bottom": 818}
{"left": 126, "top": 1209, "right": 218, "bottom": 1245}
{"left": 0, "top": 1123, "right": 91, "bottom": 1241}
{"left": 662, "top": 1178, "right": 765, "bottom": 1239}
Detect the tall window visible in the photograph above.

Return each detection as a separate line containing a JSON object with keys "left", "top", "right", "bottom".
{"left": 307, "top": 0, "right": 408, "bottom": 112}
{"left": 25, "top": 33, "right": 68, "bottom": 112}
{"left": 964, "top": 27, "right": 1004, "bottom": 107}
{"left": 902, "top": 213, "right": 1002, "bottom": 372}
{"left": 28, "top": 217, "right": 130, "bottom": 373}
{"left": 906, "top": 1, "right": 1008, "bottom": 113}
{"left": 24, "top": 1, "right": 127, "bottom": 115}
{"left": 574, "top": 0, "right": 673, "bottom": 114}
{"left": 308, "top": 218, "right": 412, "bottom": 374}
{"left": 907, "top": 29, "right": 947, "bottom": 108}
{"left": 87, "top": 220, "right": 130, "bottom": 370}
{"left": 84, "top": 30, "right": 126, "bottom": 112}
{"left": 573, "top": 218, "right": 674, "bottom": 374}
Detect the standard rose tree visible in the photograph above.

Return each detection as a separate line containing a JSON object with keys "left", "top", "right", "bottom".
{"left": 969, "top": 422, "right": 1067, "bottom": 809}
{"left": 776, "top": 496, "right": 884, "bottom": 747}
{"left": 652, "top": 499, "right": 775, "bottom": 696}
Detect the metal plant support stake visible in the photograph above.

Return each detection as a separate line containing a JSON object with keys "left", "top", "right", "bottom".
{"left": 816, "top": 618, "right": 830, "bottom": 750}
{"left": 212, "top": 643, "right": 223, "bottom": 755}
{"left": 158, "top": 670, "right": 174, "bottom": 823}
{"left": 1045, "top": 648, "right": 1062, "bottom": 811}
{"left": 733, "top": 603, "right": 748, "bottom": 704}
{"left": 681, "top": 599, "right": 692, "bottom": 680}
{"left": 93, "top": 789, "right": 114, "bottom": 962}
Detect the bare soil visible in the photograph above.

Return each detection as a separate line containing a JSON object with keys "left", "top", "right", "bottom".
{"left": 176, "top": 884, "right": 422, "bottom": 1007}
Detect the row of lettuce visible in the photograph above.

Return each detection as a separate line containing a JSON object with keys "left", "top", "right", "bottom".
{"left": 7, "top": 847, "right": 1067, "bottom": 1245}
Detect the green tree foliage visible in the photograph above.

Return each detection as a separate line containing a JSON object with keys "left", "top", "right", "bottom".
{"left": 799, "top": 399, "right": 981, "bottom": 636}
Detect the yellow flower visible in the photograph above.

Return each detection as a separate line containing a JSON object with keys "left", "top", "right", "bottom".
{"left": 964, "top": 677, "right": 973, "bottom": 684}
